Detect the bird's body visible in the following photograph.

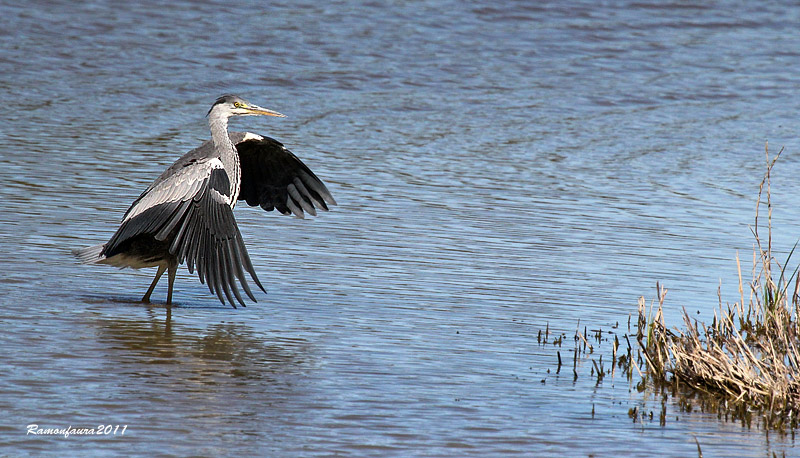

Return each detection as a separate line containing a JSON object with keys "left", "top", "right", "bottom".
{"left": 76, "top": 95, "right": 335, "bottom": 307}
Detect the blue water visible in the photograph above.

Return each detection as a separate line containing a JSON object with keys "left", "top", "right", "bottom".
{"left": 2, "top": 0, "right": 800, "bottom": 456}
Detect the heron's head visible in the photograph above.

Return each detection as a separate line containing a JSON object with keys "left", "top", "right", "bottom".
{"left": 207, "top": 94, "right": 286, "bottom": 119}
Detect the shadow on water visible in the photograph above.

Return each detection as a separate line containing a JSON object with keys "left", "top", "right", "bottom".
{"left": 79, "top": 294, "right": 234, "bottom": 309}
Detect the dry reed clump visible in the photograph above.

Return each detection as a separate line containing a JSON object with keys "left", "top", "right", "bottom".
{"left": 638, "top": 145, "right": 800, "bottom": 429}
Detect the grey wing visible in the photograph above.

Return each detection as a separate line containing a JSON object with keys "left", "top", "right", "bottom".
{"left": 121, "top": 140, "right": 217, "bottom": 220}
{"left": 103, "top": 157, "right": 264, "bottom": 308}
{"left": 234, "top": 132, "right": 336, "bottom": 218}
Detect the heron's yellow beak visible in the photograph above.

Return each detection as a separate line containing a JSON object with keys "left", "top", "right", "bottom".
{"left": 245, "top": 104, "right": 286, "bottom": 117}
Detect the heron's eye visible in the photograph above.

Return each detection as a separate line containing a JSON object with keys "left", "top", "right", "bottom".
{"left": 233, "top": 102, "right": 243, "bottom": 108}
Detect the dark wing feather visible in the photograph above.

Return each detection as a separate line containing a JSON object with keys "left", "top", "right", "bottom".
{"left": 103, "top": 157, "right": 264, "bottom": 308}
{"left": 169, "top": 165, "right": 265, "bottom": 307}
{"left": 234, "top": 133, "right": 336, "bottom": 218}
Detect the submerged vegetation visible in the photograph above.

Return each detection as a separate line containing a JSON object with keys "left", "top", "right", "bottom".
{"left": 639, "top": 145, "right": 800, "bottom": 430}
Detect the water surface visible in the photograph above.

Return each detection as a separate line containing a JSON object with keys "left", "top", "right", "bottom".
{"left": 2, "top": 1, "right": 800, "bottom": 456}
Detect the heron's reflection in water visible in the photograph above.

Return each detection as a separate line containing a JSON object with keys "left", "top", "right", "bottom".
{"left": 89, "top": 309, "right": 314, "bottom": 393}
{"left": 78, "top": 310, "right": 318, "bottom": 449}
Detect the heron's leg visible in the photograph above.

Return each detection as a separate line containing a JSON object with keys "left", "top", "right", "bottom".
{"left": 166, "top": 263, "right": 178, "bottom": 305}
{"left": 142, "top": 264, "right": 167, "bottom": 303}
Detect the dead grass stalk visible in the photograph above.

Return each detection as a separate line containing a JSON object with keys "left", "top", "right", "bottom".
{"left": 638, "top": 144, "right": 800, "bottom": 429}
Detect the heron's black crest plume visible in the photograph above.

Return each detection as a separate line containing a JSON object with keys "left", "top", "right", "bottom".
{"left": 207, "top": 94, "right": 238, "bottom": 116}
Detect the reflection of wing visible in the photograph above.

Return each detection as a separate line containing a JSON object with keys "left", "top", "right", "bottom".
{"left": 102, "top": 156, "right": 264, "bottom": 308}
{"left": 232, "top": 132, "right": 336, "bottom": 218}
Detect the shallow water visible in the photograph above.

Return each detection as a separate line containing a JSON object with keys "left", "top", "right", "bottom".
{"left": 3, "top": 0, "right": 800, "bottom": 456}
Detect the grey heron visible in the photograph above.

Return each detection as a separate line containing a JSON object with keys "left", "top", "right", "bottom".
{"left": 76, "top": 95, "right": 336, "bottom": 308}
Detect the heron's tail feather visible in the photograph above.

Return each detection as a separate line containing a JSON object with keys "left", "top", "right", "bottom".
{"left": 74, "top": 244, "right": 106, "bottom": 264}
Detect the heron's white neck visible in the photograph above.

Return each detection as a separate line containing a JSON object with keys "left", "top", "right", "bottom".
{"left": 208, "top": 113, "right": 241, "bottom": 206}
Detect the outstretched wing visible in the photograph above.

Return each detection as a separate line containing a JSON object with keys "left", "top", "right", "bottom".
{"left": 233, "top": 132, "right": 336, "bottom": 217}
{"left": 102, "top": 157, "right": 264, "bottom": 308}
